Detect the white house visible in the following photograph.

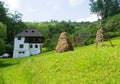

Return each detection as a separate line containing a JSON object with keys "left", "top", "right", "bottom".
{"left": 13, "top": 28, "right": 44, "bottom": 58}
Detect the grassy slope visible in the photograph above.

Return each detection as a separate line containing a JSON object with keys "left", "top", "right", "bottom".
{"left": 0, "top": 37, "right": 120, "bottom": 84}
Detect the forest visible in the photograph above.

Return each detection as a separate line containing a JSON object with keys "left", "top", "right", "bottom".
{"left": 0, "top": 0, "right": 120, "bottom": 56}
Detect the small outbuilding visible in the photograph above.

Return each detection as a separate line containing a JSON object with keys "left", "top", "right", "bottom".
{"left": 13, "top": 28, "right": 44, "bottom": 58}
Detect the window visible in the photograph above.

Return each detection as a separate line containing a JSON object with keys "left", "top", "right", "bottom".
{"left": 32, "top": 30, "right": 35, "bottom": 33}
{"left": 19, "top": 51, "right": 25, "bottom": 54}
{"left": 23, "top": 52, "right": 25, "bottom": 54}
{"left": 18, "top": 37, "right": 21, "bottom": 40}
{"left": 35, "top": 45, "right": 38, "bottom": 48}
{"left": 19, "top": 44, "right": 23, "bottom": 48}
{"left": 25, "top": 31, "right": 28, "bottom": 32}
{"left": 30, "top": 44, "right": 33, "bottom": 48}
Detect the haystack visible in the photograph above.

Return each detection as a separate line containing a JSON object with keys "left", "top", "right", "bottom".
{"left": 96, "top": 26, "right": 104, "bottom": 48}
{"left": 56, "top": 32, "right": 74, "bottom": 53}
{"left": 96, "top": 27, "right": 104, "bottom": 42}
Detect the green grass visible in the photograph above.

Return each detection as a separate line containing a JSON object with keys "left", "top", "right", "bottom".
{"left": 0, "top": 37, "right": 120, "bottom": 84}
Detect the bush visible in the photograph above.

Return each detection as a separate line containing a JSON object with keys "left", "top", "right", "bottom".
{"left": 83, "top": 38, "right": 95, "bottom": 45}
{"left": 42, "top": 47, "right": 47, "bottom": 52}
{"left": 5, "top": 44, "right": 13, "bottom": 57}
{"left": 44, "top": 39, "right": 55, "bottom": 51}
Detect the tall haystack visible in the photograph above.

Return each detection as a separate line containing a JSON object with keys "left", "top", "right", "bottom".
{"left": 96, "top": 27, "right": 104, "bottom": 42}
{"left": 96, "top": 26, "right": 104, "bottom": 48}
{"left": 56, "top": 32, "right": 74, "bottom": 53}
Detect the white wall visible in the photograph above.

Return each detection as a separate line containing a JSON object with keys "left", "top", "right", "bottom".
{"left": 29, "top": 44, "right": 43, "bottom": 55}
{"left": 13, "top": 37, "right": 29, "bottom": 58}
{"left": 13, "top": 50, "right": 30, "bottom": 58}
{"left": 14, "top": 37, "right": 29, "bottom": 51}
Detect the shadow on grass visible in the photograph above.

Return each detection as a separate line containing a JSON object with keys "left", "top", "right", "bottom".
{"left": 0, "top": 61, "right": 18, "bottom": 68}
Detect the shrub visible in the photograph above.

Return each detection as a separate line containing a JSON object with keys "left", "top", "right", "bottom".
{"left": 42, "top": 47, "right": 47, "bottom": 52}
{"left": 5, "top": 44, "right": 13, "bottom": 57}
{"left": 83, "top": 38, "right": 95, "bottom": 45}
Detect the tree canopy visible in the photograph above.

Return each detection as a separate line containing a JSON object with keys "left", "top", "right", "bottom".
{"left": 90, "top": 0, "right": 120, "bottom": 19}
{"left": 0, "top": 1, "right": 26, "bottom": 55}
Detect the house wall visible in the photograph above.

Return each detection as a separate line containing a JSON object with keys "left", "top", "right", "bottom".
{"left": 13, "top": 37, "right": 29, "bottom": 58}
{"left": 14, "top": 37, "right": 29, "bottom": 51}
{"left": 13, "top": 37, "right": 43, "bottom": 58}
{"left": 13, "top": 50, "right": 30, "bottom": 58}
{"left": 29, "top": 43, "right": 42, "bottom": 55}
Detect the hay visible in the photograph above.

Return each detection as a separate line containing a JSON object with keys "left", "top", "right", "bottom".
{"left": 95, "top": 25, "right": 104, "bottom": 48}
{"left": 96, "top": 27, "right": 104, "bottom": 42}
{"left": 95, "top": 25, "right": 115, "bottom": 48}
{"left": 56, "top": 32, "right": 74, "bottom": 53}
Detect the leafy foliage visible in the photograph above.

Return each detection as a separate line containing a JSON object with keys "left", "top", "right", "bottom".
{"left": 0, "top": 1, "right": 26, "bottom": 55}
{"left": 24, "top": 13, "right": 120, "bottom": 50}
{"left": 0, "top": 22, "right": 6, "bottom": 40}
{"left": 25, "top": 21, "right": 83, "bottom": 50}
{"left": 0, "top": 39, "right": 5, "bottom": 55}
{"left": 0, "top": 1, "right": 8, "bottom": 24}
{"left": 26, "top": 21, "right": 92, "bottom": 50}
{"left": 0, "top": 22, "right": 6, "bottom": 55}
{"left": 84, "top": 13, "right": 120, "bottom": 44}
{"left": 90, "top": 0, "right": 120, "bottom": 19}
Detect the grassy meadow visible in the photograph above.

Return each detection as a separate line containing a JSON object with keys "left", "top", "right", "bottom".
{"left": 0, "top": 37, "right": 120, "bottom": 84}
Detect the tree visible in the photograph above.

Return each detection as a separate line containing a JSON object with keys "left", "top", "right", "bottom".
{"left": 0, "top": 1, "right": 26, "bottom": 55}
{"left": 0, "top": 1, "right": 8, "bottom": 24}
{"left": 0, "top": 22, "right": 6, "bottom": 55}
{"left": 0, "top": 22, "right": 7, "bottom": 40}
{"left": 0, "top": 39, "right": 5, "bottom": 55}
{"left": 90, "top": 0, "right": 120, "bottom": 19}
{"left": 7, "top": 11, "right": 26, "bottom": 44}
{"left": 0, "top": 1, "right": 26, "bottom": 44}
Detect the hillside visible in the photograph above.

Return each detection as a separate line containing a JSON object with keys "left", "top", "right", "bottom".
{"left": 1, "top": 14, "right": 120, "bottom": 55}
{"left": 0, "top": 37, "right": 120, "bottom": 84}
